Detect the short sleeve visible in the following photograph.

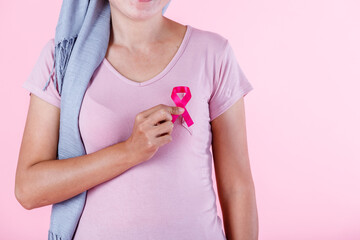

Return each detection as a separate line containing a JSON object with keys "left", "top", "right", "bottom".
{"left": 22, "top": 38, "right": 61, "bottom": 108}
{"left": 209, "top": 40, "right": 254, "bottom": 121}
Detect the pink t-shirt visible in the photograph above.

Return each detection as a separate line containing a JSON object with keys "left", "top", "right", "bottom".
{"left": 22, "top": 24, "right": 253, "bottom": 240}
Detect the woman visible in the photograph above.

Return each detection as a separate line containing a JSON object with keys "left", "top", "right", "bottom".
{"left": 15, "top": 0, "right": 258, "bottom": 239}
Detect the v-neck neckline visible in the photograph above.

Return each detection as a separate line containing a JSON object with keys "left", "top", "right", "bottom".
{"left": 103, "top": 24, "right": 193, "bottom": 87}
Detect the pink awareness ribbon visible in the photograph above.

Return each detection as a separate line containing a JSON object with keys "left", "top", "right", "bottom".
{"left": 171, "top": 86, "right": 194, "bottom": 127}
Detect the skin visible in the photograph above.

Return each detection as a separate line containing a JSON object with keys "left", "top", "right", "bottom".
{"left": 15, "top": 0, "right": 258, "bottom": 239}
{"left": 211, "top": 97, "right": 259, "bottom": 240}
{"left": 106, "top": 0, "right": 187, "bottom": 83}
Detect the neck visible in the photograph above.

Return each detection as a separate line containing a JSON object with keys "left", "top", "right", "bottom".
{"left": 109, "top": 8, "right": 168, "bottom": 50}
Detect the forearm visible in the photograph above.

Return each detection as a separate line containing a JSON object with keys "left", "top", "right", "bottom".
{"left": 16, "top": 141, "right": 137, "bottom": 210}
{"left": 219, "top": 182, "right": 259, "bottom": 240}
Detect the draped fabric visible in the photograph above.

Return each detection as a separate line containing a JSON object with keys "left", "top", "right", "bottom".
{"left": 46, "top": 1, "right": 171, "bottom": 239}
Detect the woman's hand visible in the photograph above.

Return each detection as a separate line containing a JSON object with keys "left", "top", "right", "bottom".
{"left": 125, "top": 104, "right": 184, "bottom": 164}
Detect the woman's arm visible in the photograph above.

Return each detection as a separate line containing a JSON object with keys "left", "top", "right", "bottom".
{"left": 15, "top": 94, "right": 138, "bottom": 210}
{"left": 211, "top": 96, "right": 258, "bottom": 240}
{"left": 15, "top": 94, "right": 182, "bottom": 210}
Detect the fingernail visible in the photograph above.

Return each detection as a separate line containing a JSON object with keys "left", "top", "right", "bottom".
{"left": 179, "top": 107, "right": 185, "bottom": 113}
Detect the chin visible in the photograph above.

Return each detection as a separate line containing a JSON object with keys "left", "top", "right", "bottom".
{"left": 110, "top": 0, "right": 163, "bottom": 20}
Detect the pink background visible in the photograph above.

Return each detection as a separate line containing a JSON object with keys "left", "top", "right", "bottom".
{"left": 1, "top": 0, "right": 359, "bottom": 239}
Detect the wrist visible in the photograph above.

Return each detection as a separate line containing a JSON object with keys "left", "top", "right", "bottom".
{"left": 122, "top": 140, "right": 141, "bottom": 166}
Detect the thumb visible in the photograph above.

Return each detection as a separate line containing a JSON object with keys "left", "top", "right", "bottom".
{"left": 172, "top": 106, "right": 184, "bottom": 115}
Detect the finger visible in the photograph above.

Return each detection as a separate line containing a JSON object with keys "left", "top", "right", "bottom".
{"left": 139, "top": 104, "right": 164, "bottom": 120}
{"left": 141, "top": 104, "right": 184, "bottom": 119}
{"left": 147, "top": 108, "right": 174, "bottom": 127}
{"left": 153, "top": 134, "right": 172, "bottom": 147}
{"left": 152, "top": 121, "right": 174, "bottom": 137}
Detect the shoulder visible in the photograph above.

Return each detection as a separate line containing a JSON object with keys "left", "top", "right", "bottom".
{"left": 188, "top": 25, "right": 229, "bottom": 59}
{"left": 41, "top": 38, "right": 55, "bottom": 60}
{"left": 32, "top": 38, "right": 56, "bottom": 71}
{"left": 29, "top": 37, "right": 56, "bottom": 76}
